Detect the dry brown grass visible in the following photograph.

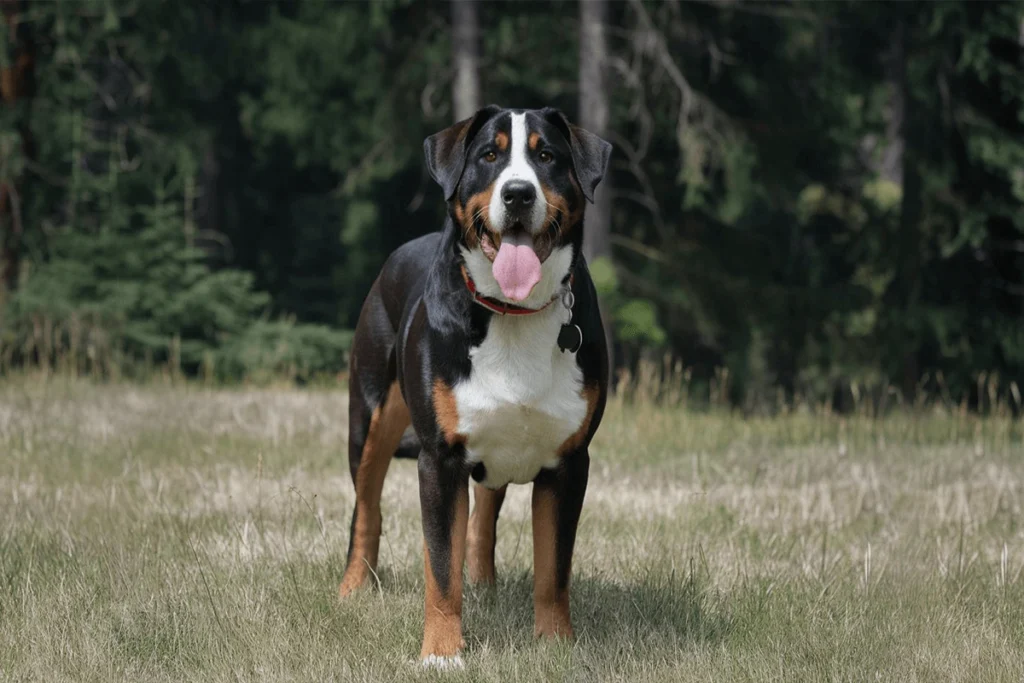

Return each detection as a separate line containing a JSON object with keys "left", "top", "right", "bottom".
{"left": 1, "top": 375, "right": 1023, "bottom": 681}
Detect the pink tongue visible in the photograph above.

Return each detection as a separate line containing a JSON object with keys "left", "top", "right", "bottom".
{"left": 492, "top": 241, "right": 542, "bottom": 301}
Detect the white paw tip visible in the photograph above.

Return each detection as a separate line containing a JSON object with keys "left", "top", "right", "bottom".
{"left": 421, "top": 654, "right": 465, "bottom": 670}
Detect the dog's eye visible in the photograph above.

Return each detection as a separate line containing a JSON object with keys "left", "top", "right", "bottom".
{"left": 538, "top": 150, "right": 554, "bottom": 163}
{"left": 483, "top": 151, "right": 497, "bottom": 162}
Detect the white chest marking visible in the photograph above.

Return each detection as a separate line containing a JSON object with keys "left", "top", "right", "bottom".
{"left": 452, "top": 307, "right": 587, "bottom": 488}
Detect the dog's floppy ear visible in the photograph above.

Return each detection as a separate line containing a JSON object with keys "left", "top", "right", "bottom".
{"left": 424, "top": 105, "right": 502, "bottom": 201}
{"left": 542, "top": 108, "right": 612, "bottom": 203}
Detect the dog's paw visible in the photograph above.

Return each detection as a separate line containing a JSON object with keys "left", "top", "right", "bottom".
{"left": 337, "top": 569, "right": 371, "bottom": 599}
{"left": 337, "top": 578, "right": 361, "bottom": 599}
{"left": 420, "top": 654, "right": 465, "bottom": 671}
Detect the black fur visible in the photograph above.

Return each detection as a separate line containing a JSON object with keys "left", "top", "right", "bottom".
{"left": 344, "top": 106, "right": 612, "bottom": 657}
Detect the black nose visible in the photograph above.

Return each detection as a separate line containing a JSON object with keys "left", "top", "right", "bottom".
{"left": 501, "top": 180, "right": 536, "bottom": 210}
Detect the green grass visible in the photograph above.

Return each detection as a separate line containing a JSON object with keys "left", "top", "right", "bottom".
{"left": 2, "top": 376, "right": 1023, "bottom": 681}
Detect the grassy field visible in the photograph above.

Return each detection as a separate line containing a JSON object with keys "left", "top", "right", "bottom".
{"left": 2, "top": 376, "right": 1023, "bottom": 682}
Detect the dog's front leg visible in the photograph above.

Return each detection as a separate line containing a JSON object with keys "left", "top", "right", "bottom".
{"left": 418, "top": 449, "right": 469, "bottom": 664}
{"left": 532, "top": 448, "right": 590, "bottom": 639}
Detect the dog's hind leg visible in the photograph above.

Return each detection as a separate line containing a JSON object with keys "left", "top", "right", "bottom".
{"left": 340, "top": 377, "right": 409, "bottom": 597}
{"left": 466, "top": 484, "right": 507, "bottom": 585}
{"left": 340, "top": 279, "right": 411, "bottom": 598}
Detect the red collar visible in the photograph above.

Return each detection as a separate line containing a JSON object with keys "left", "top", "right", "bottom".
{"left": 460, "top": 264, "right": 566, "bottom": 316}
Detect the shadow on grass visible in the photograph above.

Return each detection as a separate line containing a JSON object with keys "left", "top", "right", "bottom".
{"left": 461, "top": 568, "right": 733, "bottom": 653}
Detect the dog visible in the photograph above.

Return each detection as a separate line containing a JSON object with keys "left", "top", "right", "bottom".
{"left": 339, "top": 105, "right": 611, "bottom": 666}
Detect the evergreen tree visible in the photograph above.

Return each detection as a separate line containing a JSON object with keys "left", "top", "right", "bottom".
{"left": 0, "top": 0, "right": 1018, "bottom": 403}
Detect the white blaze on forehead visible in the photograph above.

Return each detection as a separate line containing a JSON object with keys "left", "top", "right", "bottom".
{"left": 488, "top": 112, "right": 548, "bottom": 234}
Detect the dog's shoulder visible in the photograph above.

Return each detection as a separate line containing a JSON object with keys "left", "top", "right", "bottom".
{"left": 374, "top": 231, "right": 446, "bottom": 327}
{"left": 381, "top": 232, "right": 443, "bottom": 288}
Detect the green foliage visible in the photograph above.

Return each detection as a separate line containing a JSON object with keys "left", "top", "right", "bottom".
{"left": 591, "top": 256, "right": 667, "bottom": 350}
{"left": 0, "top": 1, "right": 350, "bottom": 380}
{"left": 215, "top": 320, "right": 352, "bottom": 384}
{"left": 589, "top": 256, "right": 618, "bottom": 297}
{"left": 4, "top": 196, "right": 261, "bottom": 372}
{"left": 605, "top": 0, "right": 1024, "bottom": 403}
{"left": 616, "top": 300, "right": 667, "bottom": 347}
{"left": 0, "top": 0, "right": 1019, "bottom": 402}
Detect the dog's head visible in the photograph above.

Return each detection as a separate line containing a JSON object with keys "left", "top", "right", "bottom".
{"left": 424, "top": 106, "right": 611, "bottom": 305}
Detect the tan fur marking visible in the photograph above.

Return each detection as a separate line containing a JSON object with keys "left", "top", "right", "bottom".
{"left": 494, "top": 131, "right": 509, "bottom": 152}
{"left": 558, "top": 383, "right": 600, "bottom": 457}
{"left": 339, "top": 382, "right": 410, "bottom": 597}
{"left": 464, "top": 185, "right": 494, "bottom": 227}
{"left": 421, "top": 484, "right": 469, "bottom": 659}
{"left": 528, "top": 131, "right": 541, "bottom": 151}
{"left": 457, "top": 182, "right": 496, "bottom": 249}
{"left": 454, "top": 200, "right": 478, "bottom": 249}
{"left": 532, "top": 486, "right": 573, "bottom": 638}
{"left": 432, "top": 379, "right": 466, "bottom": 445}
{"left": 467, "top": 484, "right": 507, "bottom": 585}
{"left": 541, "top": 185, "right": 572, "bottom": 236}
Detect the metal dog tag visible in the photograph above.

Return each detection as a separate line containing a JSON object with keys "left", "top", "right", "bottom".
{"left": 557, "top": 323, "right": 583, "bottom": 353}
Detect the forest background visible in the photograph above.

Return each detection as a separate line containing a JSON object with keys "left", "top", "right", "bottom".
{"left": 0, "top": 0, "right": 1021, "bottom": 413}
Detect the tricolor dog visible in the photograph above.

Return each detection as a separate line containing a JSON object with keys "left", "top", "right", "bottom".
{"left": 339, "top": 105, "right": 611, "bottom": 665}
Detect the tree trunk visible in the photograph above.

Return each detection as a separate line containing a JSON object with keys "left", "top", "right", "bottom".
{"left": 579, "top": 0, "right": 611, "bottom": 265}
{"left": 579, "top": 0, "right": 615, "bottom": 376}
{"left": 890, "top": 20, "right": 922, "bottom": 398}
{"left": 881, "top": 23, "right": 905, "bottom": 188}
{"left": 451, "top": 0, "right": 480, "bottom": 122}
{"left": 0, "top": 0, "right": 34, "bottom": 300}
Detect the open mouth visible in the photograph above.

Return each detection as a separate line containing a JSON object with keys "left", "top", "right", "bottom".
{"left": 480, "top": 222, "right": 556, "bottom": 261}
{"left": 476, "top": 223, "right": 549, "bottom": 302}
{"left": 480, "top": 230, "right": 501, "bottom": 261}
{"left": 473, "top": 212, "right": 561, "bottom": 301}
{"left": 490, "top": 229, "right": 541, "bottom": 302}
